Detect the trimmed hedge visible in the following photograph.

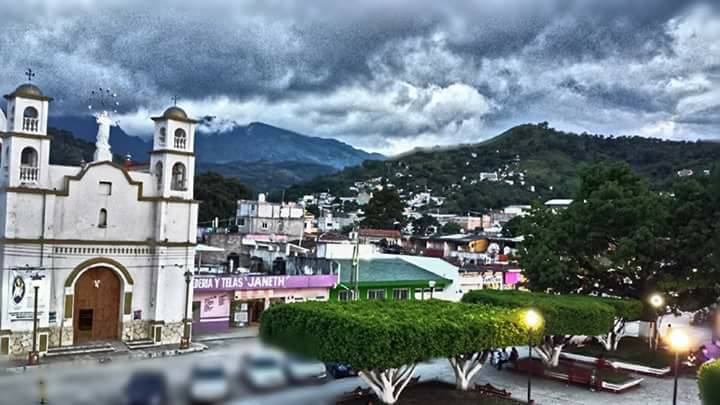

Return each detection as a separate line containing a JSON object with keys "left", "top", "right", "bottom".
{"left": 260, "top": 300, "right": 527, "bottom": 370}
{"left": 699, "top": 359, "right": 720, "bottom": 405}
{"left": 461, "top": 290, "right": 623, "bottom": 337}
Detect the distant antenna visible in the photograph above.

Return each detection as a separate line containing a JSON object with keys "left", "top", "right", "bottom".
{"left": 25, "top": 68, "right": 35, "bottom": 82}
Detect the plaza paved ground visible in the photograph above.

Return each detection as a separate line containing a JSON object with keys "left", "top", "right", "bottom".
{"left": 0, "top": 336, "right": 701, "bottom": 405}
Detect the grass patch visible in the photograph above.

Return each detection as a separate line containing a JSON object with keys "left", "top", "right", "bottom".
{"left": 567, "top": 336, "right": 673, "bottom": 369}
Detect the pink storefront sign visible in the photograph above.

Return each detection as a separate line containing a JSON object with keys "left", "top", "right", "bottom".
{"left": 193, "top": 274, "right": 338, "bottom": 292}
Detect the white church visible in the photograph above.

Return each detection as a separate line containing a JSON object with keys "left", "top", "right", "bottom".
{"left": 0, "top": 82, "right": 198, "bottom": 358}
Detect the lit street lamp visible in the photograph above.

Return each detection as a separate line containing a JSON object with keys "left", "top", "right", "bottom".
{"left": 669, "top": 329, "right": 689, "bottom": 405}
{"left": 524, "top": 309, "right": 543, "bottom": 404}
{"left": 649, "top": 293, "right": 664, "bottom": 351}
{"left": 428, "top": 280, "right": 436, "bottom": 299}
{"left": 180, "top": 270, "right": 193, "bottom": 349}
{"left": 28, "top": 273, "right": 45, "bottom": 366}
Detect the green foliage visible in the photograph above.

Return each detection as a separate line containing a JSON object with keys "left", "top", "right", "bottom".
{"left": 440, "top": 222, "right": 463, "bottom": 234}
{"left": 285, "top": 123, "right": 720, "bottom": 212}
{"left": 411, "top": 215, "right": 440, "bottom": 236}
{"left": 518, "top": 161, "right": 720, "bottom": 311}
{"left": 461, "top": 290, "right": 621, "bottom": 337}
{"left": 360, "top": 188, "right": 406, "bottom": 229}
{"left": 194, "top": 172, "right": 253, "bottom": 223}
{"left": 699, "top": 359, "right": 720, "bottom": 405}
{"left": 260, "top": 300, "right": 527, "bottom": 370}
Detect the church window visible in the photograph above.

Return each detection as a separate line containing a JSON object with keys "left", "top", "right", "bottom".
{"left": 19, "top": 147, "right": 39, "bottom": 183}
{"left": 99, "top": 181, "right": 112, "bottom": 195}
{"left": 20, "top": 147, "right": 38, "bottom": 166}
{"left": 171, "top": 162, "right": 187, "bottom": 190}
{"left": 159, "top": 127, "right": 166, "bottom": 145}
{"left": 98, "top": 209, "right": 107, "bottom": 228}
{"left": 155, "top": 162, "right": 163, "bottom": 190}
{"left": 174, "top": 128, "right": 187, "bottom": 149}
{"left": 22, "top": 107, "right": 39, "bottom": 132}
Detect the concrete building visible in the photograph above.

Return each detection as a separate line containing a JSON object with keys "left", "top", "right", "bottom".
{"left": 0, "top": 82, "right": 198, "bottom": 358}
{"left": 236, "top": 194, "right": 304, "bottom": 240}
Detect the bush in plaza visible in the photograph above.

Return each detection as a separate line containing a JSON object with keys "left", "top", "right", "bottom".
{"left": 699, "top": 359, "right": 720, "bottom": 405}
{"left": 260, "top": 300, "right": 527, "bottom": 402}
{"left": 461, "top": 290, "right": 640, "bottom": 366}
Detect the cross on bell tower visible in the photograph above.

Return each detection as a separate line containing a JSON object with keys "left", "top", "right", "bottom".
{"left": 25, "top": 68, "right": 35, "bottom": 82}
{"left": 172, "top": 95, "right": 179, "bottom": 106}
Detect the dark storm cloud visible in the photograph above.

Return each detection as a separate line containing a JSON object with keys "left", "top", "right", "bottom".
{"left": 0, "top": 0, "right": 718, "bottom": 153}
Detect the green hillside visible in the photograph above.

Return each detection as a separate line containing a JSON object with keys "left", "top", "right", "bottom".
{"left": 285, "top": 123, "right": 720, "bottom": 213}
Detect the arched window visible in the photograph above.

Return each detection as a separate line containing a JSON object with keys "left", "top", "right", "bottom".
{"left": 155, "top": 161, "right": 163, "bottom": 190}
{"left": 171, "top": 162, "right": 186, "bottom": 191}
{"left": 23, "top": 107, "right": 38, "bottom": 118}
{"left": 20, "top": 147, "right": 39, "bottom": 183}
{"left": 98, "top": 209, "right": 108, "bottom": 228}
{"left": 22, "top": 107, "right": 39, "bottom": 132}
{"left": 159, "top": 127, "right": 166, "bottom": 145}
{"left": 21, "top": 147, "right": 38, "bottom": 167}
{"left": 174, "top": 128, "right": 187, "bottom": 149}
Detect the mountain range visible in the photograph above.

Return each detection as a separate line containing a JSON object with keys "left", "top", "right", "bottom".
{"left": 284, "top": 122, "right": 720, "bottom": 213}
{"left": 47, "top": 116, "right": 382, "bottom": 191}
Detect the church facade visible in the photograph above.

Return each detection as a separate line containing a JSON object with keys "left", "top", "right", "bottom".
{"left": 0, "top": 83, "right": 198, "bottom": 358}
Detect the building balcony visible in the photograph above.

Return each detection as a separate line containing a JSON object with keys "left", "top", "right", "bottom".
{"left": 19, "top": 165, "right": 39, "bottom": 184}
{"left": 22, "top": 117, "right": 40, "bottom": 133}
{"left": 174, "top": 137, "right": 187, "bottom": 149}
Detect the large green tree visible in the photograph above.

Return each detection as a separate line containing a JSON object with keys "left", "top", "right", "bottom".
{"left": 519, "top": 162, "right": 669, "bottom": 300}
{"left": 360, "top": 188, "right": 406, "bottom": 229}
{"left": 462, "top": 290, "right": 641, "bottom": 365}
{"left": 518, "top": 161, "right": 720, "bottom": 312}
{"left": 260, "top": 300, "right": 526, "bottom": 402}
{"left": 411, "top": 214, "right": 439, "bottom": 236}
{"left": 194, "top": 172, "right": 253, "bottom": 223}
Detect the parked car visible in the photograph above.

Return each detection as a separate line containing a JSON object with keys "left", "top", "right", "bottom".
{"left": 189, "top": 365, "right": 229, "bottom": 404}
{"left": 285, "top": 355, "right": 328, "bottom": 383}
{"left": 242, "top": 351, "right": 288, "bottom": 391}
{"left": 326, "top": 362, "right": 358, "bottom": 379}
{"left": 124, "top": 371, "right": 170, "bottom": 405}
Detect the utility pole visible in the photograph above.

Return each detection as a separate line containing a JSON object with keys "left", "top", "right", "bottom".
{"left": 351, "top": 227, "right": 361, "bottom": 300}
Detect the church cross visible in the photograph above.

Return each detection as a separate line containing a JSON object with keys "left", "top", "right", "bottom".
{"left": 25, "top": 68, "right": 35, "bottom": 82}
{"left": 172, "top": 95, "right": 179, "bottom": 106}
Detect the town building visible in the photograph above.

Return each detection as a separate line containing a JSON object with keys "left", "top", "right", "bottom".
{"left": 331, "top": 257, "right": 452, "bottom": 302}
{"left": 236, "top": 193, "right": 305, "bottom": 241}
{"left": 0, "top": 82, "right": 198, "bottom": 358}
{"left": 192, "top": 256, "right": 338, "bottom": 332}
{"left": 358, "top": 228, "right": 402, "bottom": 245}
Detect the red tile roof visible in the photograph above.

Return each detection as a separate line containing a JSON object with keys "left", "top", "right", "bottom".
{"left": 359, "top": 229, "right": 401, "bottom": 238}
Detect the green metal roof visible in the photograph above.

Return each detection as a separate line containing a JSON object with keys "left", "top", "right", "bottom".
{"left": 335, "top": 258, "right": 450, "bottom": 287}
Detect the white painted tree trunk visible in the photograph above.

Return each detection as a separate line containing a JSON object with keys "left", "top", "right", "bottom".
{"left": 358, "top": 364, "right": 417, "bottom": 404}
{"left": 535, "top": 343, "right": 564, "bottom": 368}
{"left": 448, "top": 351, "right": 490, "bottom": 390}
{"left": 595, "top": 318, "right": 627, "bottom": 351}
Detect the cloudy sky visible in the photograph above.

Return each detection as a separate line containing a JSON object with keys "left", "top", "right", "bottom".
{"left": 1, "top": 0, "right": 718, "bottom": 155}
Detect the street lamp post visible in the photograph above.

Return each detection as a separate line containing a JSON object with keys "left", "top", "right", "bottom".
{"left": 649, "top": 293, "right": 664, "bottom": 351}
{"left": 180, "top": 270, "right": 193, "bottom": 349}
{"left": 524, "top": 309, "right": 542, "bottom": 404}
{"left": 28, "top": 273, "right": 45, "bottom": 366}
{"left": 669, "top": 329, "right": 689, "bottom": 405}
{"left": 428, "top": 280, "right": 436, "bottom": 300}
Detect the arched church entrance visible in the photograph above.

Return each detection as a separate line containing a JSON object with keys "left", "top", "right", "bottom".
{"left": 73, "top": 268, "right": 121, "bottom": 344}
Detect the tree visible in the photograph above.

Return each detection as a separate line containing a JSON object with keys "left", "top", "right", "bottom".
{"left": 462, "top": 290, "right": 639, "bottom": 366}
{"left": 411, "top": 214, "right": 439, "bottom": 236}
{"left": 440, "top": 222, "right": 462, "bottom": 234}
{"left": 260, "top": 300, "right": 526, "bottom": 402}
{"left": 194, "top": 172, "right": 253, "bottom": 223}
{"left": 360, "top": 188, "right": 406, "bottom": 229}
{"left": 518, "top": 162, "right": 669, "bottom": 300}
{"left": 699, "top": 359, "right": 720, "bottom": 405}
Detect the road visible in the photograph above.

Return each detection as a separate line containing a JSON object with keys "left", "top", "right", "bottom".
{"left": 0, "top": 338, "right": 701, "bottom": 405}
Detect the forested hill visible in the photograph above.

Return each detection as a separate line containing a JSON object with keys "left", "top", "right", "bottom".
{"left": 285, "top": 123, "right": 720, "bottom": 213}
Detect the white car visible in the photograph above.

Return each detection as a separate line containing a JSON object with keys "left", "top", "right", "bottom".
{"left": 242, "top": 352, "right": 288, "bottom": 391}
{"left": 285, "top": 355, "right": 328, "bottom": 383}
{"left": 189, "top": 366, "right": 229, "bottom": 404}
